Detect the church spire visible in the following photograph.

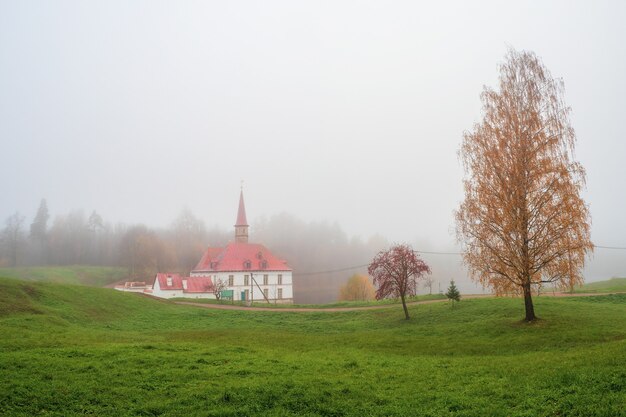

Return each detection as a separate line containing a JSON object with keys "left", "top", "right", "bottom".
{"left": 234, "top": 188, "right": 249, "bottom": 243}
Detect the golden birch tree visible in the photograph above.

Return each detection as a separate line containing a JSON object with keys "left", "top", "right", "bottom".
{"left": 339, "top": 274, "right": 376, "bottom": 301}
{"left": 455, "top": 49, "right": 593, "bottom": 322}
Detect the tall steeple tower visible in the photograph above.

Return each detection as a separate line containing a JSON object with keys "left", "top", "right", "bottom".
{"left": 234, "top": 188, "right": 249, "bottom": 243}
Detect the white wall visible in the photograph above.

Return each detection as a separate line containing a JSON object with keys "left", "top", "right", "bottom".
{"left": 150, "top": 277, "right": 216, "bottom": 299}
{"left": 147, "top": 271, "right": 294, "bottom": 302}
{"left": 191, "top": 270, "right": 293, "bottom": 302}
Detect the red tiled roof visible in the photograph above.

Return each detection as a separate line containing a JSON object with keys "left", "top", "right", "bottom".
{"left": 154, "top": 273, "right": 184, "bottom": 290}
{"left": 154, "top": 273, "right": 214, "bottom": 293}
{"left": 235, "top": 190, "right": 248, "bottom": 226}
{"left": 184, "top": 276, "right": 214, "bottom": 293}
{"left": 193, "top": 242, "right": 292, "bottom": 272}
{"left": 194, "top": 247, "right": 224, "bottom": 271}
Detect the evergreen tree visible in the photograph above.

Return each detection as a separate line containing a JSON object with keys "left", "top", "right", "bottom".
{"left": 30, "top": 199, "right": 49, "bottom": 240}
{"left": 87, "top": 210, "right": 104, "bottom": 233}
{"left": 29, "top": 199, "right": 50, "bottom": 265}
{"left": 446, "top": 280, "right": 461, "bottom": 307}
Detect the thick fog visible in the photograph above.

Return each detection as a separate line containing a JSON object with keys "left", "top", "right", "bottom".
{"left": 1, "top": 1, "right": 625, "bottom": 300}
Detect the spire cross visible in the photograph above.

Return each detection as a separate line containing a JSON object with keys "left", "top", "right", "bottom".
{"left": 235, "top": 185, "right": 249, "bottom": 242}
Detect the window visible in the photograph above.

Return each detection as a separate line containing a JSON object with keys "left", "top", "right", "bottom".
{"left": 263, "top": 274, "right": 268, "bottom": 285}
{"left": 228, "top": 275, "right": 234, "bottom": 286}
{"left": 244, "top": 260, "right": 251, "bottom": 269}
{"left": 166, "top": 277, "right": 172, "bottom": 287}
{"left": 278, "top": 274, "right": 283, "bottom": 285}
{"left": 278, "top": 288, "right": 283, "bottom": 299}
{"left": 244, "top": 275, "right": 249, "bottom": 286}
{"left": 263, "top": 288, "right": 269, "bottom": 299}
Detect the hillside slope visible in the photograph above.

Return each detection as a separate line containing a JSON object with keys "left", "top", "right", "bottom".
{"left": 577, "top": 277, "right": 626, "bottom": 293}
{"left": 0, "top": 265, "right": 127, "bottom": 287}
{"left": 0, "top": 277, "right": 624, "bottom": 416}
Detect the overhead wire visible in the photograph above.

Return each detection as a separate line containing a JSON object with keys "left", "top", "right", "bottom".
{"left": 594, "top": 245, "right": 626, "bottom": 250}
{"left": 296, "top": 264, "right": 370, "bottom": 276}
{"left": 295, "top": 244, "right": 626, "bottom": 276}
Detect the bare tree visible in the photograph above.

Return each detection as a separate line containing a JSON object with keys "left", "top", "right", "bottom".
{"left": 212, "top": 277, "right": 228, "bottom": 301}
{"left": 170, "top": 208, "right": 207, "bottom": 274}
{"left": 456, "top": 49, "right": 593, "bottom": 322}
{"left": 2, "top": 212, "right": 26, "bottom": 267}
{"left": 422, "top": 275, "right": 435, "bottom": 295}
{"left": 119, "top": 225, "right": 175, "bottom": 279}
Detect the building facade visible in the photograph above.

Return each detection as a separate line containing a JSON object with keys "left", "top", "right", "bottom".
{"left": 189, "top": 191, "right": 293, "bottom": 303}
{"left": 117, "top": 190, "right": 293, "bottom": 303}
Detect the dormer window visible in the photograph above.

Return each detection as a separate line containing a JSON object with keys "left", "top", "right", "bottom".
{"left": 256, "top": 251, "right": 263, "bottom": 259}
{"left": 260, "top": 260, "right": 268, "bottom": 269}
{"left": 210, "top": 261, "right": 217, "bottom": 269}
{"left": 166, "top": 277, "right": 173, "bottom": 286}
{"left": 244, "top": 260, "right": 251, "bottom": 269}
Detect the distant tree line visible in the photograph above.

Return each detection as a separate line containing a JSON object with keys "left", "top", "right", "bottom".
{"left": 0, "top": 202, "right": 388, "bottom": 303}
{"left": 253, "top": 213, "right": 388, "bottom": 303}
{"left": 0, "top": 199, "right": 230, "bottom": 280}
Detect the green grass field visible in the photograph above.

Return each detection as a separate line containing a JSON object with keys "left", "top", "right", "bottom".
{"left": 0, "top": 265, "right": 127, "bottom": 286}
{"left": 0, "top": 277, "right": 624, "bottom": 417}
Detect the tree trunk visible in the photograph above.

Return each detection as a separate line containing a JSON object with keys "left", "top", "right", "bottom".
{"left": 400, "top": 293, "right": 410, "bottom": 320}
{"left": 523, "top": 281, "right": 536, "bottom": 322}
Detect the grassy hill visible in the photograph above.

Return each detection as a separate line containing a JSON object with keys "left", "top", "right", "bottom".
{"left": 0, "top": 277, "right": 624, "bottom": 416}
{"left": 576, "top": 277, "right": 626, "bottom": 293}
{"left": 0, "top": 265, "right": 127, "bottom": 286}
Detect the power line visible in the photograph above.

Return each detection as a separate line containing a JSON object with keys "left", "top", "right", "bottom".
{"left": 294, "top": 244, "right": 626, "bottom": 276}
{"left": 418, "top": 245, "right": 626, "bottom": 254}
{"left": 297, "top": 264, "right": 370, "bottom": 276}
{"left": 296, "top": 249, "right": 462, "bottom": 276}
{"left": 415, "top": 250, "right": 462, "bottom": 255}
{"left": 594, "top": 245, "right": 626, "bottom": 250}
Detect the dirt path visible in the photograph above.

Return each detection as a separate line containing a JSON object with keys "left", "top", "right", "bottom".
{"left": 173, "top": 292, "right": 624, "bottom": 313}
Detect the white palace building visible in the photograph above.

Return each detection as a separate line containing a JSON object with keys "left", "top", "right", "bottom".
{"left": 118, "top": 191, "right": 294, "bottom": 304}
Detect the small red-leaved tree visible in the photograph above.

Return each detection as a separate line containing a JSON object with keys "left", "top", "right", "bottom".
{"left": 368, "top": 244, "right": 431, "bottom": 320}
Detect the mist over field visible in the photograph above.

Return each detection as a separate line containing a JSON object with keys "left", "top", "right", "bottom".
{"left": 1, "top": 1, "right": 626, "bottom": 301}
{"left": 2, "top": 4, "right": 626, "bottom": 416}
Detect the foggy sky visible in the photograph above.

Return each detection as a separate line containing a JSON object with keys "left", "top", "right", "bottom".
{"left": 2, "top": 1, "right": 625, "bottom": 282}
